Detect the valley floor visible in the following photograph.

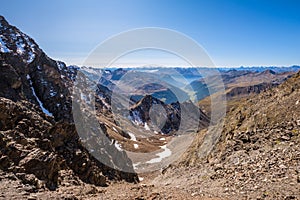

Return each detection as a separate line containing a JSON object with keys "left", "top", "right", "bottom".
{"left": 1, "top": 163, "right": 299, "bottom": 200}
{"left": 0, "top": 169, "right": 221, "bottom": 200}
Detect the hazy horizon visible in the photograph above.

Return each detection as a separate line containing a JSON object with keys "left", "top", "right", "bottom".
{"left": 1, "top": 0, "right": 299, "bottom": 67}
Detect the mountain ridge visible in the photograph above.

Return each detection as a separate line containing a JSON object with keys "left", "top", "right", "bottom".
{"left": 0, "top": 15, "right": 139, "bottom": 192}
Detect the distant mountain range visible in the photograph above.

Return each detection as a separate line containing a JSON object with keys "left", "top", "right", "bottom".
{"left": 79, "top": 66, "right": 299, "bottom": 104}
{"left": 1, "top": 14, "right": 300, "bottom": 199}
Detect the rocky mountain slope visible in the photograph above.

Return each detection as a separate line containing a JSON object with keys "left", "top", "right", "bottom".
{"left": 0, "top": 15, "right": 74, "bottom": 121}
{"left": 0, "top": 15, "right": 211, "bottom": 198}
{"left": 129, "top": 95, "right": 209, "bottom": 134}
{"left": 197, "top": 69, "right": 297, "bottom": 115}
{"left": 2, "top": 14, "right": 299, "bottom": 199}
{"left": 0, "top": 97, "right": 135, "bottom": 188}
{"left": 190, "top": 69, "right": 295, "bottom": 102}
{"left": 157, "top": 71, "right": 300, "bottom": 199}
{"left": 19, "top": 65, "right": 297, "bottom": 199}
{"left": 0, "top": 15, "right": 138, "bottom": 193}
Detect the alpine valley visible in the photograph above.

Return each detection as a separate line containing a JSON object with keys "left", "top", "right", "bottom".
{"left": 0, "top": 16, "right": 299, "bottom": 199}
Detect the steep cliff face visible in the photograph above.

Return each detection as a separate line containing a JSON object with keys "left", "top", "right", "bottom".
{"left": 129, "top": 95, "right": 209, "bottom": 134}
{"left": 129, "top": 95, "right": 181, "bottom": 134}
{"left": 0, "top": 16, "right": 138, "bottom": 191}
{"left": 0, "top": 15, "right": 74, "bottom": 121}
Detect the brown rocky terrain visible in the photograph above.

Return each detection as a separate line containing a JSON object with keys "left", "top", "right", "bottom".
{"left": 0, "top": 95, "right": 138, "bottom": 187}
{"left": 0, "top": 15, "right": 211, "bottom": 199}
{"left": 0, "top": 15, "right": 138, "bottom": 195}
{"left": 165, "top": 71, "right": 300, "bottom": 199}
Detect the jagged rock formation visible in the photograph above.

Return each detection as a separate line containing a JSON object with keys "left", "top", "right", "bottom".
{"left": 129, "top": 95, "right": 181, "bottom": 134}
{"left": 0, "top": 15, "right": 138, "bottom": 191}
{"left": 0, "top": 15, "right": 73, "bottom": 121}
{"left": 129, "top": 95, "right": 209, "bottom": 134}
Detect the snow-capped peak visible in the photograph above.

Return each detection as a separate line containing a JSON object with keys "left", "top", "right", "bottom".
{"left": 0, "top": 16, "right": 38, "bottom": 63}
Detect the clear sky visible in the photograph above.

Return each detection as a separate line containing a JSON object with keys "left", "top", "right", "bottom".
{"left": 1, "top": 0, "right": 299, "bottom": 67}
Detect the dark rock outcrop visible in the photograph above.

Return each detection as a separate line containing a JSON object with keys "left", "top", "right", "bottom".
{"left": 0, "top": 15, "right": 138, "bottom": 191}
{"left": 0, "top": 15, "right": 73, "bottom": 121}
{"left": 129, "top": 95, "right": 209, "bottom": 134}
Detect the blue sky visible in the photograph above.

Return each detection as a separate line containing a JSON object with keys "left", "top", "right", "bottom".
{"left": 1, "top": 0, "right": 299, "bottom": 67}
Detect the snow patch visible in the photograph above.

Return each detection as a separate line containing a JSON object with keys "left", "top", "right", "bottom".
{"left": 112, "top": 127, "right": 119, "bottom": 133}
{"left": 16, "top": 42, "right": 25, "bottom": 55}
{"left": 133, "top": 143, "right": 139, "bottom": 149}
{"left": 98, "top": 94, "right": 110, "bottom": 109}
{"left": 0, "top": 37, "right": 10, "bottom": 53}
{"left": 49, "top": 89, "right": 57, "bottom": 97}
{"left": 24, "top": 35, "right": 36, "bottom": 63}
{"left": 133, "top": 162, "right": 141, "bottom": 170}
{"left": 56, "top": 61, "right": 65, "bottom": 71}
{"left": 27, "top": 51, "right": 35, "bottom": 63}
{"left": 9, "top": 32, "right": 18, "bottom": 40}
{"left": 146, "top": 145, "right": 172, "bottom": 164}
{"left": 128, "top": 132, "right": 137, "bottom": 141}
{"left": 159, "top": 138, "right": 166, "bottom": 141}
{"left": 144, "top": 122, "right": 150, "bottom": 131}
{"left": 101, "top": 99, "right": 110, "bottom": 109}
{"left": 296, "top": 100, "right": 299, "bottom": 105}
{"left": 27, "top": 74, "right": 53, "bottom": 116}
{"left": 130, "top": 110, "right": 143, "bottom": 125}
{"left": 114, "top": 141, "right": 123, "bottom": 151}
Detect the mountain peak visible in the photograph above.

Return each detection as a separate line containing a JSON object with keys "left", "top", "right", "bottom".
{"left": 259, "top": 69, "right": 276, "bottom": 75}
{"left": 0, "top": 16, "right": 39, "bottom": 63}
{"left": 0, "top": 17, "right": 73, "bottom": 121}
{"left": 0, "top": 15, "right": 8, "bottom": 24}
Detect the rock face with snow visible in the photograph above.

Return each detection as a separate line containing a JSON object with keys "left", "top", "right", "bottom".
{"left": 0, "top": 16, "right": 74, "bottom": 121}
{"left": 0, "top": 16, "right": 37, "bottom": 62}
{"left": 129, "top": 95, "right": 209, "bottom": 134}
{"left": 0, "top": 15, "right": 138, "bottom": 190}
